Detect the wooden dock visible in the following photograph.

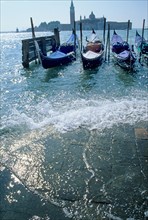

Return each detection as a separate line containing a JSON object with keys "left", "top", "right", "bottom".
{"left": 22, "top": 28, "right": 60, "bottom": 68}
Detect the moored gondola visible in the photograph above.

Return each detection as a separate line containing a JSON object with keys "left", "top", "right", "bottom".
{"left": 135, "top": 30, "right": 148, "bottom": 65}
{"left": 35, "top": 30, "right": 77, "bottom": 69}
{"left": 111, "top": 30, "right": 137, "bottom": 70}
{"left": 39, "top": 50, "right": 76, "bottom": 69}
{"left": 81, "top": 29, "right": 104, "bottom": 69}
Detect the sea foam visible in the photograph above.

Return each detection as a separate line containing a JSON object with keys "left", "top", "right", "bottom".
{"left": 1, "top": 96, "right": 147, "bottom": 134}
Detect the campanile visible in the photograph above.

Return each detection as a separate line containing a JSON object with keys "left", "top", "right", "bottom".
{"left": 70, "top": 0, "right": 75, "bottom": 27}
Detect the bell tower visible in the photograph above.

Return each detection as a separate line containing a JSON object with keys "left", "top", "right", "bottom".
{"left": 70, "top": 0, "right": 75, "bottom": 27}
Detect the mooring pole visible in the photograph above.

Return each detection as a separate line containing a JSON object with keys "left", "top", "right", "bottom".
{"left": 22, "top": 40, "right": 29, "bottom": 68}
{"left": 80, "top": 21, "right": 83, "bottom": 52}
{"left": 30, "top": 17, "right": 42, "bottom": 64}
{"left": 108, "top": 23, "right": 110, "bottom": 61}
{"left": 141, "top": 19, "right": 145, "bottom": 44}
{"left": 126, "top": 20, "right": 130, "bottom": 43}
{"left": 30, "top": 17, "right": 36, "bottom": 39}
{"left": 103, "top": 17, "right": 106, "bottom": 45}
{"left": 54, "top": 28, "right": 60, "bottom": 49}
{"left": 30, "top": 17, "right": 37, "bottom": 64}
{"left": 105, "top": 28, "right": 108, "bottom": 62}
{"left": 105, "top": 23, "right": 110, "bottom": 62}
{"left": 74, "top": 20, "right": 76, "bottom": 56}
{"left": 139, "top": 19, "right": 145, "bottom": 63}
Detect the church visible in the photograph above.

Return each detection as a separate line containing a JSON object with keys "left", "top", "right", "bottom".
{"left": 60, "top": 0, "right": 132, "bottom": 30}
{"left": 26, "top": 0, "right": 132, "bottom": 32}
{"left": 60, "top": 0, "right": 105, "bottom": 30}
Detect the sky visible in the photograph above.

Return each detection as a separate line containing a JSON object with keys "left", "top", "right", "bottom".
{"left": 1, "top": 0, "right": 148, "bottom": 32}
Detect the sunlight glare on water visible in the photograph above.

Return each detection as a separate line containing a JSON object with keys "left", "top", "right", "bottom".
{"left": 0, "top": 30, "right": 148, "bottom": 220}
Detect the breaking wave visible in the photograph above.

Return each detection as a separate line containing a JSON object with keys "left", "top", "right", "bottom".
{"left": 1, "top": 95, "right": 147, "bottom": 134}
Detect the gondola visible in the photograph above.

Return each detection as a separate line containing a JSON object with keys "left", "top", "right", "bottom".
{"left": 135, "top": 30, "right": 148, "bottom": 65}
{"left": 39, "top": 50, "right": 76, "bottom": 69}
{"left": 81, "top": 29, "right": 104, "bottom": 69}
{"left": 111, "top": 30, "right": 137, "bottom": 70}
{"left": 35, "top": 31, "right": 77, "bottom": 69}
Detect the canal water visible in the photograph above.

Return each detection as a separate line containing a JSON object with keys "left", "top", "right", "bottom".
{"left": 0, "top": 30, "right": 148, "bottom": 220}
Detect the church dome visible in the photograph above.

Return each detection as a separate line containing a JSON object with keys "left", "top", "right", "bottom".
{"left": 89, "top": 11, "right": 95, "bottom": 20}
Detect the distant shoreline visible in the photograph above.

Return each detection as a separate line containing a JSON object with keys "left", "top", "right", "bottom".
{"left": 1, "top": 27, "right": 147, "bottom": 34}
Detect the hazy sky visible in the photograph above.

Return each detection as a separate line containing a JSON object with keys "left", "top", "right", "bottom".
{"left": 1, "top": 0, "right": 148, "bottom": 32}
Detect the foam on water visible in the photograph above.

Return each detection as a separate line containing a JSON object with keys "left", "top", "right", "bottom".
{"left": 1, "top": 94, "right": 147, "bottom": 134}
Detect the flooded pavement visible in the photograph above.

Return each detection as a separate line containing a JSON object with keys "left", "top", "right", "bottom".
{"left": 0, "top": 124, "right": 148, "bottom": 220}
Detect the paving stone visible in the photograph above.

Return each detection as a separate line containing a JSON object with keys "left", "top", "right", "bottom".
{"left": 1, "top": 125, "right": 148, "bottom": 219}
{"left": 135, "top": 128, "right": 148, "bottom": 140}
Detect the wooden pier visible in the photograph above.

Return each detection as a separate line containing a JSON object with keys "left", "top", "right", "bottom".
{"left": 22, "top": 28, "right": 60, "bottom": 68}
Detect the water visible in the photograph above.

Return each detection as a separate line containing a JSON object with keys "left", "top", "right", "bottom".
{"left": 0, "top": 30, "right": 148, "bottom": 220}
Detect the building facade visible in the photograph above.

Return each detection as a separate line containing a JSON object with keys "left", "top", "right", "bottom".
{"left": 77, "top": 12, "right": 106, "bottom": 30}
{"left": 68, "top": 0, "right": 131, "bottom": 30}
{"left": 26, "top": 0, "right": 132, "bottom": 32}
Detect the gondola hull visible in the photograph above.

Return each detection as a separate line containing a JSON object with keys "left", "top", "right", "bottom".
{"left": 81, "top": 50, "right": 104, "bottom": 69}
{"left": 40, "top": 51, "right": 76, "bottom": 69}
{"left": 112, "top": 51, "right": 136, "bottom": 70}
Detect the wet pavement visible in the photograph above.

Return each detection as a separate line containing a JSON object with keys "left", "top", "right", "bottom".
{"left": 0, "top": 124, "right": 148, "bottom": 220}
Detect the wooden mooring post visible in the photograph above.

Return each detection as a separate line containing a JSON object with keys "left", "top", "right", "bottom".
{"left": 103, "top": 17, "right": 106, "bottom": 45}
{"left": 22, "top": 29, "right": 60, "bottom": 68}
{"left": 126, "top": 20, "right": 130, "bottom": 43}
{"left": 54, "top": 28, "right": 60, "bottom": 49}
{"left": 105, "top": 23, "right": 110, "bottom": 62}
{"left": 80, "top": 21, "right": 83, "bottom": 51}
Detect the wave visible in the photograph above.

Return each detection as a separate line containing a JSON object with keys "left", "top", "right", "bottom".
{"left": 1, "top": 96, "right": 147, "bottom": 134}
